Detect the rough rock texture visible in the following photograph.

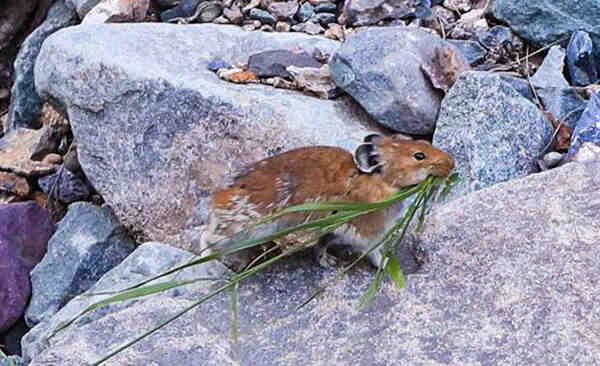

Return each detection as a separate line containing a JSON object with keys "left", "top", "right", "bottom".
{"left": 568, "top": 92, "right": 600, "bottom": 161}
{"left": 341, "top": 0, "right": 431, "bottom": 26}
{"left": 433, "top": 71, "right": 553, "bottom": 198}
{"left": 6, "top": 0, "right": 77, "bottom": 132}
{"left": 537, "top": 87, "right": 586, "bottom": 130}
{"left": 38, "top": 168, "right": 91, "bottom": 203}
{"left": 0, "top": 128, "right": 59, "bottom": 177}
{"left": 492, "top": 0, "right": 600, "bottom": 62}
{"left": 330, "top": 26, "right": 469, "bottom": 134}
{"left": 566, "top": 30, "right": 598, "bottom": 87}
{"left": 65, "top": 0, "right": 103, "bottom": 18}
{"left": 529, "top": 46, "right": 569, "bottom": 89}
{"left": 0, "top": 202, "right": 54, "bottom": 332}
{"left": 35, "top": 24, "right": 381, "bottom": 248}
{"left": 0, "top": 171, "right": 30, "bottom": 202}
{"left": 22, "top": 160, "right": 600, "bottom": 364}
{"left": 26, "top": 202, "right": 136, "bottom": 326}
{"left": 82, "top": 0, "right": 151, "bottom": 24}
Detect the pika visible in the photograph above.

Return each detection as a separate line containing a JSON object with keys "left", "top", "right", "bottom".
{"left": 199, "top": 134, "right": 454, "bottom": 271}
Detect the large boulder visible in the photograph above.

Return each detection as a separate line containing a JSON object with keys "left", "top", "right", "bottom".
{"left": 34, "top": 24, "right": 381, "bottom": 248}
{"left": 433, "top": 71, "right": 553, "bottom": 198}
{"left": 491, "top": 0, "right": 600, "bottom": 64}
{"left": 25, "top": 202, "right": 136, "bottom": 327}
{"left": 22, "top": 159, "right": 600, "bottom": 365}
{"left": 329, "top": 26, "right": 469, "bottom": 134}
{"left": 0, "top": 202, "right": 54, "bottom": 332}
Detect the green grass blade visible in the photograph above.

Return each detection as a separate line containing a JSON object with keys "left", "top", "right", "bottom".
{"left": 230, "top": 282, "right": 241, "bottom": 362}
{"left": 358, "top": 262, "right": 386, "bottom": 309}
{"left": 384, "top": 254, "right": 405, "bottom": 289}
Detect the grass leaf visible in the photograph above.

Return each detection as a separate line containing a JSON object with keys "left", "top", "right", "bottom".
{"left": 384, "top": 254, "right": 405, "bottom": 289}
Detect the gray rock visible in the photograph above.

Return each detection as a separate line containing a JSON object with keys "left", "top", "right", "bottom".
{"left": 249, "top": 49, "right": 322, "bottom": 79}
{"left": 65, "top": 0, "right": 102, "bottom": 18}
{"left": 291, "top": 21, "right": 324, "bottom": 35}
{"left": 433, "top": 71, "right": 553, "bottom": 198}
{"left": 312, "top": 12, "right": 336, "bottom": 26}
{"left": 6, "top": 0, "right": 77, "bottom": 132}
{"left": 330, "top": 26, "right": 469, "bottom": 134}
{"left": 30, "top": 124, "right": 67, "bottom": 161}
{"left": 248, "top": 8, "right": 277, "bottom": 25}
{"left": 267, "top": 0, "right": 299, "bottom": 20}
{"left": 541, "top": 151, "right": 564, "bottom": 169}
{"left": 536, "top": 87, "right": 586, "bottom": 130}
{"left": 0, "top": 128, "right": 58, "bottom": 178}
{"left": 567, "top": 92, "right": 600, "bottom": 161}
{"left": 529, "top": 46, "right": 569, "bottom": 89}
{"left": 314, "top": 2, "right": 336, "bottom": 13}
{"left": 38, "top": 167, "right": 91, "bottom": 204}
{"left": 0, "top": 356, "right": 25, "bottom": 366}
{"left": 34, "top": 24, "right": 381, "bottom": 248}
{"left": 497, "top": 74, "right": 535, "bottom": 101}
{"left": 295, "top": 2, "right": 314, "bottom": 22}
{"left": 0, "top": 202, "right": 54, "bottom": 332}
{"left": 341, "top": 0, "right": 431, "bottom": 26}
{"left": 476, "top": 25, "right": 512, "bottom": 51}
{"left": 492, "top": 0, "right": 600, "bottom": 63}
{"left": 447, "top": 39, "right": 486, "bottom": 66}
{"left": 566, "top": 30, "right": 598, "bottom": 87}
{"left": 25, "top": 202, "right": 136, "bottom": 327}
{"left": 22, "top": 242, "right": 227, "bottom": 364}
{"left": 22, "top": 159, "right": 600, "bottom": 365}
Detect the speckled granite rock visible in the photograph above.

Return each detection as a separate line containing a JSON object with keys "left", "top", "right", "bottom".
{"left": 34, "top": 24, "right": 381, "bottom": 249}
{"left": 21, "top": 159, "right": 600, "bottom": 364}
{"left": 433, "top": 71, "right": 553, "bottom": 199}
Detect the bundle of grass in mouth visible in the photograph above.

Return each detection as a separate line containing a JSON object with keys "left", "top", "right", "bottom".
{"left": 53, "top": 134, "right": 457, "bottom": 365}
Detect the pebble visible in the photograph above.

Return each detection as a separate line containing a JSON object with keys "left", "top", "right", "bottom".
{"left": 207, "top": 58, "right": 233, "bottom": 72}
{"left": 295, "top": 2, "right": 314, "bottom": 22}
{"left": 249, "top": 8, "right": 276, "bottom": 25}
{"left": 313, "top": 12, "right": 337, "bottom": 26}
{"left": 314, "top": 2, "right": 337, "bottom": 13}
{"left": 566, "top": 30, "right": 597, "bottom": 86}
{"left": 275, "top": 21, "right": 290, "bottom": 32}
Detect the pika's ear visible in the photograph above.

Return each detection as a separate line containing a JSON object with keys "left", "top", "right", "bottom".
{"left": 354, "top": 143, "right": 383, "bottom": 174}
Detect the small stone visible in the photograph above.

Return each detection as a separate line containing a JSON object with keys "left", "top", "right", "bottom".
{"left": 248, "top": 49, "right": 322, "bottom": 79}
{"left": 248, "top": 8, "right": 277, "bottom": 25}
{"left": 324, "top": 23, "right": 344, "bottom": 41}
{"left": 312, "top": 12, "right": 336, "bottom": 26}
{"left": 261, "top": 76, "right": 297, "bottom": 90}
{"left": 213, "top": 15, "right": 230, "bottom": 24}
{"left": 542, "top": 151, "right": 564, "bottom": 169}
{"left": 161, "top": 0, "right": 200, "bottom": 22}
{"left": 295, "top": 2, "right": 314, "bottom": 22}
{"left": 0, "top": 171, "right": 30, "bottom": 201}
{"left": 196, "top": 1, "right": 223, "bottom": 22}
{"left": 567, "top": 92, "right": 600, "bottom": 160}
{"left": 217, "top": 68, "right": 260, "bottom": 83}
{"left": 242, "top": 0, "right": 261, "bottom": 13}
{"left": 260, "top": 24, "right": 274, "bottom": 32}
{"left": 421, "top": 45, "right": 472, "bottom": 93}
{"left": 443, "top": 0, "right": 471, "bottom": 12}
{"left": 530, "top": 46, "right": 569, "bottom": 89}
{"left": 83, "top": 0, "right": 150, "bottom": 24}
{"left": 477, "top": 25, "right": 512, "bottom": 50}
{"left": 447, "top": 40, "right": 486, "bottom": 66}
{"left": 0, "top": 88, "right": 9, "bottom": 100}
{"left": 292, "top": 21, "right": 324, "bottom": 35}
{"left": 39, "top": 168, "right": 91, "bottom": 204}
{"left": 275, "top": 21, "right": 290, "bottom": 32}
{"left": 571, "top": 142, "right": 600, "bottom": 163}
{"left": 459, "top": 8, "right": 484, "bottom": 24}
{"left": 207, "top": 58, "right": 233, "bottom": 72}
{"left": 314, "top": 2, "right": 336, "bottom": 13}
{"left": 287, "top": 64, "right": 341, "bottom": 99}
{"left": 242, "top": 20, "right": 261, "bottom": 31}
{"left": 566, "top": 31, "right": 597, "bottom": 87}
{"left": 42, "top": 153, "right": 63, "bottom": 165}
{"left": 0, "top": 128, "right": 57, "bottom": 177}
{"left": 223, "top": 5, "right": 243, "bottom": 24}
{"left": 422, "top": 5, "right": 457, "bottom": 34}
{"left": 267, "top": 0, "right": 299, "bottom": 20}
{"left": 30, "top": 124, "right": 67, "bottom": 161}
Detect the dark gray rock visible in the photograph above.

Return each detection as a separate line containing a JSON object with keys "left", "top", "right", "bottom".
{"left": 492, "top": 0, "right": 600, "bottom": 63}
{"left": 248, "top": 49, "right": 322, "bottom": 79}
{"left": 330, "top": 26, "right": 469, "bottom": 134}
{"left": 22, "top": 159, "right": 600, "bottom": 364}
{"left": 160, "top": 0, "right": 201, "bottom": 22}
{"left": 476, "top": 25, "right": 512, "bottom": 51}
{"left": 566, "top": 31, "right": 598, "bottom": 87}
{"left": 567, "top": 92, "right": 600, "bottom": 161}
{"left": 341, "top": 0, "right": 431, "bottom": 26}
{"left": 314, "top": 2, "right": 337, "bottom": 13}
{"left": 295, "top": 2, "right": 314, "bottom": 22}
{"left": 312, "top": 12, "right": 336, "bottom": 26}
{"left": 537, "top": 87, "right": 586, "bottom": 129}
{"left": 34, "top": 24, "right": 381, "bottom": 248}
{"left": 0, "top": 317, "right": 28, "bottom": 356}
{"left": 38, "top": 168, "right": 91, "bottom": 204}
{"left": 25, "top": 202, "right": 136, "bottom": 327}
{"left": 248, "top": 8, "right": 277, "bottom": 25}
{"left": 6, "top": 0, "right": 77, "bottom": 132}
{"left": 0, "top": 202, "right": 54, "bottom": 332}
{"left": 433, "top": 71, "right": 553, "bottom": 198}
{"left": 447, "top": 39, "right": 486, "bottom": 66}
{"left": 529, "top": 46, "right": 569, "bottom": 89}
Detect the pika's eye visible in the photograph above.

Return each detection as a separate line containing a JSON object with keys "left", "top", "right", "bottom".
{"left": 414, "top": 152, "right": 426, "bottom": 161}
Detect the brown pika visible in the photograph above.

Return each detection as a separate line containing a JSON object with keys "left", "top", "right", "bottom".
{"left": 199, "top": 134, "right": 455, "bottom": 271}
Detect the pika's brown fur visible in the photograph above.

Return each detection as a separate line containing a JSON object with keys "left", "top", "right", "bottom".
{"left": 200, "top": 134, "right": 454, "bottom": 270}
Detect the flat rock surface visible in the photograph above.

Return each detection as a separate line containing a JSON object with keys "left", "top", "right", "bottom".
{"left": 0, "top": 128, "right": 58, "bottom": 177}
{"left": 35, "top": 23, "right": 381, "bottom": 248}
{"left": 23, "top": 159, "right": 600, "bottom": 365}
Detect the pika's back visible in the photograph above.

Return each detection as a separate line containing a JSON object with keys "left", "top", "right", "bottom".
{"left": 212, "top": 146, "right": 358, "bottom": 214}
